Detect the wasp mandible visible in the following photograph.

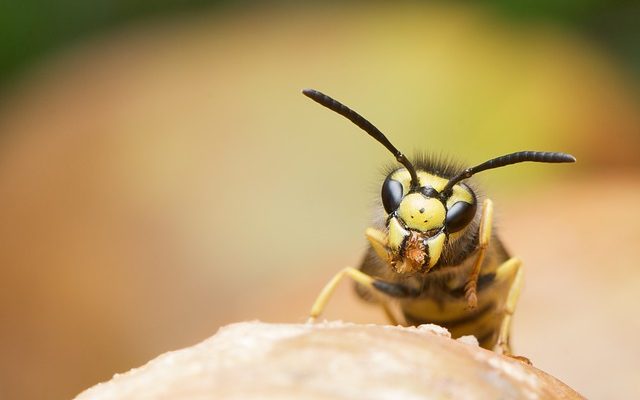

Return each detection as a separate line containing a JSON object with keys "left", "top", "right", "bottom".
{"left": 303, "top": 89, "right": 575, "bottom": 355}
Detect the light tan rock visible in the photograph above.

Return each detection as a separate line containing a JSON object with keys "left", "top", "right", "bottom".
{"left": 75, "top": 322, "right": 583, "bottom": 400}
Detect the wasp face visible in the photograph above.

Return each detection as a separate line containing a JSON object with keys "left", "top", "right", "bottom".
{"left": 381, "top": 169, "right": 477, "bottom": 274}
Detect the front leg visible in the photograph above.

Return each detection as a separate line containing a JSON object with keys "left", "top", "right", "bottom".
{"left": 465, "top": 198, "right": 493, "bottom": 309}
{"left": 307, "top": 267, "right": 421, "bottom": 323}
{"left": 364, "top": 228, "right": 421, "bottom": 297}
{"left": 308, "top": 267, "right": 373, "bottom": 323}
{"left": 494, "top": 257, "right": 524, "bottom": 356}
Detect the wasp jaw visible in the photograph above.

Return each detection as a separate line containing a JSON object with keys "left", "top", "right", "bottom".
{"left": 406, "top": 233, "right": 428, "bottom": 271}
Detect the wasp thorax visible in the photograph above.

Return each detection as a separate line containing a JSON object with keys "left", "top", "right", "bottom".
{"left": 397, "top": 193, "right": 446, "bottom": 232}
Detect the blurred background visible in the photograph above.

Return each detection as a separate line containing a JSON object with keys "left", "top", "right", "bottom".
{"left": 0, "top": 1, "right": 638, "bottom": 399}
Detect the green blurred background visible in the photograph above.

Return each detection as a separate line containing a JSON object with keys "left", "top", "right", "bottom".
{"left": 0, "top": 1, "right": 638, "bottom": 399}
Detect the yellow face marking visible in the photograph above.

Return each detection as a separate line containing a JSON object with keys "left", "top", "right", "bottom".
{"left": 425, "top": 231, "right": 446, "bottom": 269}
{"left": 387, "top": 216, "right": 410, "bottom": 252}
{"left": 397, "top": 193, "right": 446, "bottom": 232}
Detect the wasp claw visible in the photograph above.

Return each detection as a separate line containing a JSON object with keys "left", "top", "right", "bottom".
{"left": 467, "top": 297, "right": 478, "bottom": 309}
{"left": 505, "top": 353, "right": 533, "bottom": 365}
{"left": 465, "top": 288, "right": 478, "bottom": 309}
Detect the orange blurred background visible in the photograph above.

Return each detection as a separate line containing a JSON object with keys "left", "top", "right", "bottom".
{"left": 0, "top": 2, "right": 639, "bottom": 399}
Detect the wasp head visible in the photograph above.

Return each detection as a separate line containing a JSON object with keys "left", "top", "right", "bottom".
{"left": 381, "top": 168, "right": 477, "bottom": 274}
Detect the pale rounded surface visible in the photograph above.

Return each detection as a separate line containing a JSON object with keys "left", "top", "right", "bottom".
{"left": 75, "top": 322, "right": 584, "bottom": 400}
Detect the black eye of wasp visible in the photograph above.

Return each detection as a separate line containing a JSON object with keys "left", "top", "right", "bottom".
{"left": 381, "top": 176, "right": 403, "bottom": 214}
{"left": 445, "top": 201, "right": 477, "bottom": 233}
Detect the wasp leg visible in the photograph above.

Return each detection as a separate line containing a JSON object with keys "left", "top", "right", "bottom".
{"left": 493, "top": 257, "right": 530, "bottom": 363}
{"left": 379, "top": 300, "right": 400, "bottom": 326}
{"left": 465, "top": 198, "right": 494, "bottom": 309}
{"left": 365, "top": 227, "right": 390, "bottom": 262}
{"left": 307, "top": 267, "right": 410, "bottom": 324}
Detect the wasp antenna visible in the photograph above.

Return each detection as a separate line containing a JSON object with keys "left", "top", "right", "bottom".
{"left": 302, "top": 88, "right": 420, "bottom": 189}
{"left": 442, "top": 151, "right": 576, "bottom": 193}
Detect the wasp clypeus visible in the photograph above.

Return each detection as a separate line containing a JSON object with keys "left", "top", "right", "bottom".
{"left": 302, "top": 88, "right": 575, "bottom": 356}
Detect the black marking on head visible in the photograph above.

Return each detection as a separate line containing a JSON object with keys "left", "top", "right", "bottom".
{"left": 420, "top": 186, "right": 439, "bottom": 197}
{"left": 398, "top": 234, "right": 409, "bottom": 259}
{"left": 419, "top": 208, "right": 425, "bottom": 213}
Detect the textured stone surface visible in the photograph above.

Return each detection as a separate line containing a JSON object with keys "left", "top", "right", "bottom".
{"left": 75, "top": 322, "right": 584, "bottom": 400}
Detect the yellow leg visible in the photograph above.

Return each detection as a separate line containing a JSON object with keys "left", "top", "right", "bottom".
{"left": 465, "top": 198, "right": 494, "bottom": 309}
{"left": 494, "top": 257, "right": 524, "bottom": 356}
{"left": 307, "top": 266, "right": 398, "bottom": 324}
{"left": 379, "top": 301, "right": 400, "bottom": 326}
{"left": 365, "top": 227, "right": 390, "bottom": 262}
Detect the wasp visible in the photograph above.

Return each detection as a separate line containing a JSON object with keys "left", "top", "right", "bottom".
{"left": 303, "top": 89, "right": 575, "bottom": 356}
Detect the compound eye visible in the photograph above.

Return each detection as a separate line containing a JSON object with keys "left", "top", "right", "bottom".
{"left": 445, "top": 201, "right": 477, "bottom": 233}
{"left": 381, "top": 176, "right": 404, "bottom": 214}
